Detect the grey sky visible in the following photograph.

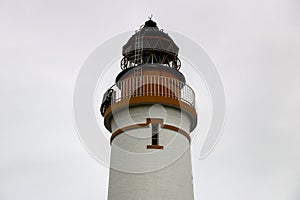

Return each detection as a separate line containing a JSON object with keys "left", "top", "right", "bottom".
{"left": 1, "top": 0, "right": 300, "bottom": 199}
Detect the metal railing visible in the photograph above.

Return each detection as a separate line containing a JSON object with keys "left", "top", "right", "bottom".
{"left": 108, "top": 75, "right": 195, "bottom": 107}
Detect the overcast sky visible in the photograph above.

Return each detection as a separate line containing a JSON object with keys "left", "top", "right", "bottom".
{"left": 1, "top": 0, "right": 300, "bottom": 199}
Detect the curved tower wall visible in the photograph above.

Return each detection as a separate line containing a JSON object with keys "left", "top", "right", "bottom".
{"left": 107, "top": 105, "right": 194, "bottom": 200}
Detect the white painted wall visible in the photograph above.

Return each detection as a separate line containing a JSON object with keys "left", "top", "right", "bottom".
{"left": 108, "top": 104, "right": 195, "bottom": 200}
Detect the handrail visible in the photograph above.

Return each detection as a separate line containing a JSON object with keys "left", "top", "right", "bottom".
{"left": 106, "top": 75, "right": 195, "bottom": 108}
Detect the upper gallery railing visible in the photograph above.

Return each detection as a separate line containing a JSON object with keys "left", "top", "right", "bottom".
{"left": 115, "top": 75, "right": 194, "bottom": 104}
{"left": 101, "top": 75, "right": 195, "bottom": 116}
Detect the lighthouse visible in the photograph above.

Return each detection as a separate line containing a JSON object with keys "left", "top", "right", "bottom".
{"left": 100, "top": 18, "right": 198, "bottom": 200}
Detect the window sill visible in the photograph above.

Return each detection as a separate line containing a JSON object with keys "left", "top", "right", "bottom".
{"left": 147, "top": 145, "right": 164, "bottom": 150}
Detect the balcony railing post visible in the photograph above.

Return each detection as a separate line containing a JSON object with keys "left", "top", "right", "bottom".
{"left": 168, "top": 77, "right": 170, "bottom": 97}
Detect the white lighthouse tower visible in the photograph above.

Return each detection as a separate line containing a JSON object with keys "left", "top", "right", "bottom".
{"left": 100, "top": 19, "right": 197, "bottom": 200}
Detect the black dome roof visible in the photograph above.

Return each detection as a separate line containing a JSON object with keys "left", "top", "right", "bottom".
{"left": 144, "top": 19, "right": 157, "bottom": 27}
{"left": 122, "top": 19, "right": 179, "bottom": 56}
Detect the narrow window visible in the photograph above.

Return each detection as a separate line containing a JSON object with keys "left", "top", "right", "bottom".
{"left": 151, "top": 124, "right": 159, "bottom": 145}
{"left": 147, "top": 121, "right": 163, "bottom": 149}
